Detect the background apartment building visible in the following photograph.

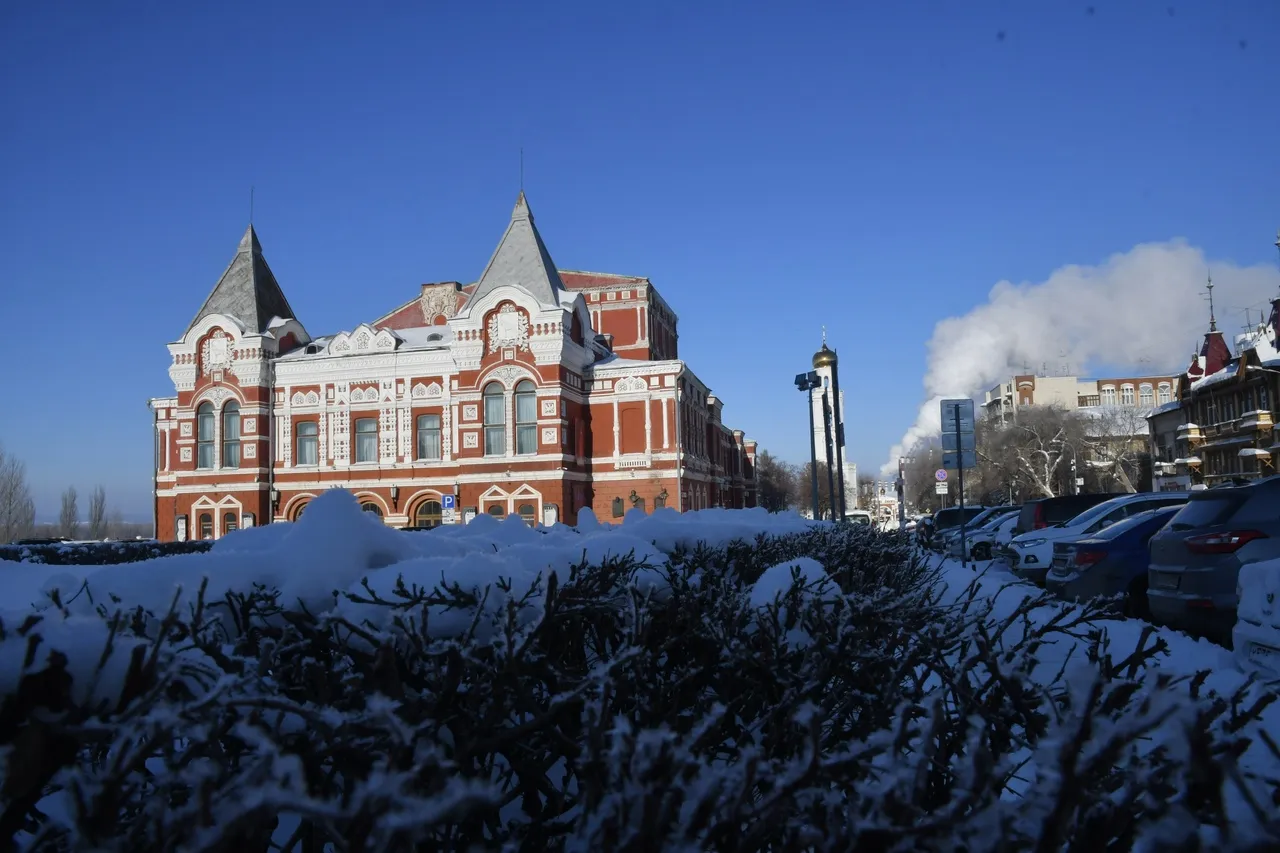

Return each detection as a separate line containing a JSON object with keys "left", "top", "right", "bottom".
{"left": 983, "top": 373, "right": 1178, "bottom": 420}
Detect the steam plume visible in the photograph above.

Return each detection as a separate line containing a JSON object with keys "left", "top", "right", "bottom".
{"left": 882, "top": 239, "right": 1280, "bottom": 475}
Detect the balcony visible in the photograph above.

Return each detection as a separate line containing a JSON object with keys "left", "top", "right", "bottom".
{"left": 1239, "top": 410, "right": 1274, "bottom": 431}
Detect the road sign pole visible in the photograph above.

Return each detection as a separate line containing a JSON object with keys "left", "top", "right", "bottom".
{"left": 956, "top": 405, "right": 967, "bottom": 569}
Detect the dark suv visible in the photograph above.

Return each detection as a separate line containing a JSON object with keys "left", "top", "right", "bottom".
{"left": 1012, "top": 493, "right": 1122, "bottom": 537}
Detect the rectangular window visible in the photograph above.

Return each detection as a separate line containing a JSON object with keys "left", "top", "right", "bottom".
{"left": 355, "top": 418, "right": 378, "bottom": 463}
{"left": 515, "top": 392, "right": 538, "bottom": 455}
{"left": 223, "top": 414, "right": 241, "bottom": 468}
{"left": 484, "top": 393, "right": 505, "bottom": 456}
{"left": 416, "top": 414, "right": 442, "bottom": 460}
{"left": 296, "top": 421, "right": 319, "bottom": 465}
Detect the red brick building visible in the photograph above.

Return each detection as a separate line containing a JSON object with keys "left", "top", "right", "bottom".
{"left": 149, "top": 194, "right": 758, "bottom": 541}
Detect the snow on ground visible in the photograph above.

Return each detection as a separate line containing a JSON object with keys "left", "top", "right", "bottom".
{"left": 932, "top": 553, "right": 1279, "bottom": 829}
{"left": 2, "top": 492, "right": 1277, "bottom": 834}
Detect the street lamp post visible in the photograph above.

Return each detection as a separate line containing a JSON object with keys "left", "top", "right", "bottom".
{"left": 821, "top": 382, "right": 838, "bottom": 520}
{"left": 795, "top": 370, "right": 823, "bottom": 519}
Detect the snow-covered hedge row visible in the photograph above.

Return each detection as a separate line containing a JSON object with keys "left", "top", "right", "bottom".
{"left": 0, "top": 492, "right": 1277, "bottom": 851}
{"left": 0, "top": 540, "right": 212, "bottom": 567}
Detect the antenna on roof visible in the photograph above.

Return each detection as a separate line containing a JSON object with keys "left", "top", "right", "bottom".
{"left": 249, "top": 186, "right": 255, "bottom": 225}
{"left": 1204, "top": 272, "right": 1217, "bottom": 332}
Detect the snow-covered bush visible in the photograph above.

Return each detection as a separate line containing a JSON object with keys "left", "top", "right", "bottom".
{"left": 0, "top": 495, "right": 1277, "bottom": 851}
{"left": 0, "top": 540, "right": 212, "bottom": 566}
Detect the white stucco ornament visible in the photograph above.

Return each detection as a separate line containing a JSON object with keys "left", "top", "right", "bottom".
{"left": 202, "top": 330, "right": 233, "bottom": 375}
{"left": 488, "top": 304, "right": 530, "bottom": 353}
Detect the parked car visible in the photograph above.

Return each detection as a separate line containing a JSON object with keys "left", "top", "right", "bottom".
{"left": 1044, "top": 505, "right": 1182, "bottom": 618}
{"left": 1007, "top": 492, "right": 1191, "bottom": 586}
{"left": 1233, "top": 557, "right": 1280, "bottom": 676}
{"left": 1148, "top": 476, "right": 1280, "bottom": 647}
{"left": 844, "top": 510, "right": 873, "bottom": 526}
{"left": 1011, "top": 493, "right": 1123, "bottom": 538}
{"left": 939, "top": 505, "right": 1018, "bottom": 550}
{"left": 949, "top": 511, "right": 1021, "bottom": 561}
{"left": 929, "top": 506, "right": 991, "bottom": 550}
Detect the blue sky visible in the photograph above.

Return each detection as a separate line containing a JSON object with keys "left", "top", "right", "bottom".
{"left": 1, "top": 1, "right": 1277, "bottom": 519}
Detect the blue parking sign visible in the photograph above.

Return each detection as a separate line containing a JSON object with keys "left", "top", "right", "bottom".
{"left": 442, "top": 494, "right": 456, "bottom": 510}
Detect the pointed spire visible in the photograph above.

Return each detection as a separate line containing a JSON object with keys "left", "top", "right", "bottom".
{"left": 184, "top": 225, "right": 297, "bottom": 335}
{"left": 465, "top": 192, "right": 566, "bottom": 311}
{"left": 1205, "top": 272, "right": 1217, "bottom": 332}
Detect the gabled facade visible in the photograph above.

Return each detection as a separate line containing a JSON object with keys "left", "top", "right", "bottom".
{"left": 1156, "top": 290, "right": 1280, "bottom": 488}
{"left": 149, "top": 194, "right": 757, "bottom": 541}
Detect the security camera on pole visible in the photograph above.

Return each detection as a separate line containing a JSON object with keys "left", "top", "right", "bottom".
{"left": 940, "top": 398, "right": 976, "bottom": 568}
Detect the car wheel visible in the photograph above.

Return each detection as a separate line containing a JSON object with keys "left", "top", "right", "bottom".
{"left": 973, "top": 542, "right": 991, "bottom": 560}
{"left": 1124, "top": 577, "right": 1151, "bottom": 622}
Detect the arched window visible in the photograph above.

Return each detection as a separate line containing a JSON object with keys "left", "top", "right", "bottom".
{"left": 518, "top": 503, "right": 537, "bottom": 527}
{"left": 296, "top": 421, "right": 319, "bottom": 465}
{"left": 1139, "top": 384, "right": 1154, "bottom": 407}
{"left": 1120, "top": 385, "right": 1135, "bottom": 405}
{"left": 361, "top": 502, "right": 384, "bottom": 519}
{"left": 487, "top": 503, "right": 506, "bottom": 518}
{"left": 515, "top": 380, "right": 537, "bottom": 454}
{"left": 223, "top": 511, "right": 239, "bottom": 535}
{"left": 483, "top": 383, "right": 505, "bottom": 455}
{"left": 355, "top": 418, "right": 378, "bottom": 463}
{"left": 291, "top": 500, "right": 308, "bottom": 522}
{"left": 199, "top": 512, "right": 214, "bottom": 539}
{"left": 222, "top": 403, "right": 241, "bottom": 468}
{"left": 415, "top": 499, "right": 443, "bottom": 528}
{"left": 1157, "top": 384, "right": 1172, "bottom": 405}
{"left": 197, "top": 403, "right": 216, "bottom": 468}
{"left": 1100, "top": 386, "right": 1117, "bottom": 406}
{"left": 416, "top": 414, "right": 442, "bottom": 460}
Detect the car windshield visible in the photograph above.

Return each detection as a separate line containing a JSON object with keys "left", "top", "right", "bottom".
{"left": 1090, "top": 505, "right": 1181, "bottom": 540}
{"left": 1167, "top": 495, "right": 1243, "bottom": 531}
{"left": 1060, "top": 497, "right": 1133, "bottom": 529}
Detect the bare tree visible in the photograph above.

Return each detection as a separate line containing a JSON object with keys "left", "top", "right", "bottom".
{"left": 0, "top": 444, "right": 36, "bottom": 544}
{"left": 755, "top": 450, "right": 798, "bottom": 513}
{"left": 59, "top": 486, "right": 79, "bottom": 539}
{"left": 1079, "top": 405, "right": 1152, "bottom": 493}
{"left": 980, "top": 405, "right": 1084, "bottom": 499}
{"left": 106, "top": 507, "right": 126, "bottom": 540}
{"left": 88, "top": 485, "right": 108, "bottom": 539}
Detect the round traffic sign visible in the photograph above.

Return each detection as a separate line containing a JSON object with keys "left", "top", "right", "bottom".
{"left": 935, "top": 469, "right": 948, "bottom": 482}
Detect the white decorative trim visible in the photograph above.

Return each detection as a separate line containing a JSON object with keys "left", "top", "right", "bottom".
{"left": 180, "top": 447, "right": 192, "bottom": 462}
{"left": 419, "top": 285, "right": 457, "bottom": 322}
{"left": 180, "top": 422, "right": 192, "bottom": 437}
{"left": 463, "top": 404, "right": 478, "bottom": 421}
{"left": 487, "top": 304, "right": 531, "bottom": 353}
{"left": 201, "top": 330, "right": 234, "bottom": 375}
{"left": 614, "top": 375, "right": 648, "bottom": 394}
{"left": 195, "top": 386, "right": 242, "bottom": 408}
{"left": 412, "top": 381, "right": 443, "bottom": 399}
{"left": 244, "top": 443, "right": 257, "bottom": 459}
{"left": 462, "top": 432, "right": 479, "bottom": 449}
{"left": 540, "top": 398, "right": 557, "bottom": 416}
{"left": 484, "top": 364, "right": 537, "bottom": 390}
{"left": 243, "top": 417, "right": 257, "bottom": 434}
{"left": 541, "top": 427, "right": 558, "bottom": 444}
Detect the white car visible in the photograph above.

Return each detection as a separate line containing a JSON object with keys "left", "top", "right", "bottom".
{"left": 1234, "top": 558, "right": 1280, "bottom": 677}
{"left": 950, "top": 512, "right": 1019, "bottom": 561}
{"left": 1007, "top": 492, "right": 1191, "bottom": 585}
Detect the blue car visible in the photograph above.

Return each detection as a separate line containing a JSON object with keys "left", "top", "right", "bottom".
{"left": 1043, "top": 505, "right": 1183, "bottom": 620}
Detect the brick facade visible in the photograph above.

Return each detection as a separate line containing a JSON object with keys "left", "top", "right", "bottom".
{"left": 150, "top": 194, "right": 757, "bottom": 541}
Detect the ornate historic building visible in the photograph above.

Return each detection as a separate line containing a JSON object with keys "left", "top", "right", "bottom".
{"left": 1154, "top": 276, "right": 1280, "bottom": 488}
{"left": 149, "top": 194, "right": 758, "bottom": 540}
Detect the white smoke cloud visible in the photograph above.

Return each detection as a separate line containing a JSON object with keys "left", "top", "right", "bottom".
{"left": 881, "top": 239, "right": 1280, "bottom": 475}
